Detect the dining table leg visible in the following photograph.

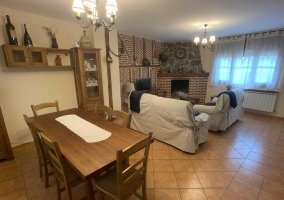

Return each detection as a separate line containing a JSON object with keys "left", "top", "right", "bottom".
{"left": 85, "top": 178, "right": 95, "bottom": 200}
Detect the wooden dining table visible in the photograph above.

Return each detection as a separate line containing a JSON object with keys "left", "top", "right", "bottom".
{"left": 29, "top": 108, "right": 148, "bottom": 200}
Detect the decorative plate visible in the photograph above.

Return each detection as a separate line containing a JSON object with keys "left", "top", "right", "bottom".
{"left": 176, "top": 48, "right": 186, "bottom": 59}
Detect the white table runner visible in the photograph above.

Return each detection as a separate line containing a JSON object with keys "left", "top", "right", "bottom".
{"left": 56, "top": 114, "right": 111, "bottom": 143}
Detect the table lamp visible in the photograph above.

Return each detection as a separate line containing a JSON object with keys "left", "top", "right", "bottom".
{"left": 125, "top": 83, "right": 135, "bottom": 112}
{"left": 125, "top": 83, "right": 135, "bottom": 93}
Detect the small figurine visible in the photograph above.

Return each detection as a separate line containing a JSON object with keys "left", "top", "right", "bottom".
{"left": 55, "top": 55, "right": 62, "bottom": 66}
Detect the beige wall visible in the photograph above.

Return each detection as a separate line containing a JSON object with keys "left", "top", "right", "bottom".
{"left": 0, "top": 6, "right": 114, "bottom": 146}
{"left": 200, "top": 46, "right": 284, "bottom": 118}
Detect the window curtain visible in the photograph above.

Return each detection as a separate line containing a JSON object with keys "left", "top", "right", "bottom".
{"left": 210, "top": 34, "right": 284, "bottom": 91}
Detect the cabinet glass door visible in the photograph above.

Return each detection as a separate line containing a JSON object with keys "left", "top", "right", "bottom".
{"left": 84, "top": 53, "right": 100, "bottom": 98}
{"left": 7, "top": 46, "right": 30, "bottom": 66}
{"left": 28, "top": 48, "right": 47, "bottom": 66}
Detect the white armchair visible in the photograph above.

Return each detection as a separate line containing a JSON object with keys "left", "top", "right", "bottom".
{"left": 193, "top": 88, "right": 244, "bottom": 131}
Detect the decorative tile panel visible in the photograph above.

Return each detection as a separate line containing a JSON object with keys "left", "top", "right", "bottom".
{"left": 118, "top": 34, "right": 133, "bottom": 66}
{"left": 134, "top": 37, "right": 143, "bottom": 66}
{"left": 145, "top": 39, "right": 153, "bottom": 65}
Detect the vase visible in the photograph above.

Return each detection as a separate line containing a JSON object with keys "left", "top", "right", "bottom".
{"left": 51, "top": 38, "right": 58, "bottom": 48}
{"left": 79, "top": 30, "right": 92, "bottom": 48}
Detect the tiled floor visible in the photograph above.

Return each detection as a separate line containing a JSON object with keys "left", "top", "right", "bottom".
{"left": 0, "top": 111, "right": 284, "bottom": 199}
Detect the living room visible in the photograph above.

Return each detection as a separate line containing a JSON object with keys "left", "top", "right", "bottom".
{"left": 0, "top": 0, "right": 284, "bottom": 199}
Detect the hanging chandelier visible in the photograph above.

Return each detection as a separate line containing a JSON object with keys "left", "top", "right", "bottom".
{"left": 72, "top": 0, "right": 118, "bottom": 31}
{"left": 194, "top": 24, "right": 215, "bottom": 50}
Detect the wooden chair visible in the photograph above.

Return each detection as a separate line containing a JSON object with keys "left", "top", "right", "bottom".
{"left": 95, "top": 104, "right": 112, "bottom": 121}
{"left": 23, "top": 115, "right": 53, "bottom": 188}
{"left": 31, "top": 100, "right": 59, "bottom": 116}
{"left": 94, "top": 132, "right": 153, "bottom": 200}
{"left": 111, "top": 110, "right": 132, "bottom": 128}
{"left": 40, "top": 131, "right": 85, "bottom": 200}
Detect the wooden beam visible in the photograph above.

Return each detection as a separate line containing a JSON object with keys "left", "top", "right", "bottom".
{"left": 105, "top": 28, "right": 113, "bottom": 108}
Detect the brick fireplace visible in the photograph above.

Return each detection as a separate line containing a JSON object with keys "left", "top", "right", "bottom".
{"left": 157, "top": 73, "right": 209, "bottom": 103}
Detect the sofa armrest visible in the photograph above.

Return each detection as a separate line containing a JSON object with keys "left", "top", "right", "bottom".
{"left": 193, "top": 104, "right": 217, "bottom": 114}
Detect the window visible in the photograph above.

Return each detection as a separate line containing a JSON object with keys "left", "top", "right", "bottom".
{"left": 210, "top": 35, "right": 284, "bottom": 91}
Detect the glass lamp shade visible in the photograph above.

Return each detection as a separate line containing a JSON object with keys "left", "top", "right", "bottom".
{"left": 209, "top": 36, "right": 215, "bottom": 44}
{"left": 202, "top": 38, "right": 208, "bottom": 45}
{"left": 106, "top": 0, "right": 118, "bottom": 18}
{"left": 83, "top": 0, "right": 97, "bottom": 7}
{"left": 72, "top": 0, "right": 85, "bottom": 13}
{"left": 125, "top": 83, "right": 135, "bottom": 93}
{"left": 194, "top": 37, "right": 200, "bottom": 45}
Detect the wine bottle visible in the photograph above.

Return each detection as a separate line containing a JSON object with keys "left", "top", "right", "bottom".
{"left": 24, "top": 24, "right": 33, "bottom": 47}
{"left": 5, "top": 15, "right": 18, "bottom": 45}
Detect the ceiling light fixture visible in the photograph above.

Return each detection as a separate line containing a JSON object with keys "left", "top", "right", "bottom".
{"left": 194, "top": 24, "right": 215, "bottom": 51}
{"left": 72, "top": 0, "right": 118, "bottom": 31}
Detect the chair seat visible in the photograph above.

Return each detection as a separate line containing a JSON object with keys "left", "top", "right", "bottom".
{"left": 95, "top": 164, "right": 144, "bottom": 199}
{"left": 57, "top": 164, "right": 83, "bottom": 184}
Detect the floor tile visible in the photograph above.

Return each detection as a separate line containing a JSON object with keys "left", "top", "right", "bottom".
{"left": 247, "top": 151, "right": 272, "bottom": 166}
{"left": 179, "top": 189, "right": 207, "bottom": 200}
{"left": 235, "top": 167, "right": 265, "bottom": 188}
{"left": 147, "top": 172, "right": 154, "bottom": 188}
{"left": 220, "top": 189, "right": 246, "bottom": 200}
{"left": 0, "top": 187, "right": 27, "bottom": 200}
{"left": 204, "top": 188, "right": 225, "bottom": 200}
{"left": 0, "top": 175, "right": 24, "bottom": 196}
{"left": 227, "top": 177, "right": 260, "bottom": 200}
{"left": 262, "top": 178, "right": 284, "bottom": 198}
{"left": 191, "top": 160, "right": 215, "bottom": 172}
{"left": 273, "top": 151, "right": 284, "bottom": 162}
{"left": 258, "top": 190, "right": 284, "bottom": 200}
{"left": 153, "top": 160, "right": 174, "bottom": 172}
{"left": 270, "top": 158, "right": 284, "bottom": 172}
{"left": 241, "top": 159, "right": 269, "bottom": 176}
{"left": 175, "top": 172, "right": 202, "bottom": 188}
{"left": 209, "top": 159, "right": 237, "bottom": 171}
{"left": 155, "top": 189, "right": 181, "bottom": 200}
{"left": 0, "top": 165, "right": 22, "bottom": 182}
{"left": 235, "top": 148, "right": 251, "bottom": 158}
{"left": 251, "top": 145, "right": 274, "bottom": 157}
{"left": 266, "top": 168, "right": 284, "bottom": 184}
{"left": 153, "top": 172, "right": 178, "bottom": 188}
{"left": 152, "top": 149, "right": 171, "bottom": 159}
{"left": 172, "top": 160, "right": 195, "bottom": 172}
{"left": 197, "top": 172, "right": 235, "bottom": 188}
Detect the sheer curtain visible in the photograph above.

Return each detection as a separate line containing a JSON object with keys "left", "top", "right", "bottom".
{"left": 210, "top": 34, "right": 284, "bottom": 91}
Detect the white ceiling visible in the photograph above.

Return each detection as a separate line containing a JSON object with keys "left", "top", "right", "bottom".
{"left": 1, "top": 0, "right": 284, "bottom": 42}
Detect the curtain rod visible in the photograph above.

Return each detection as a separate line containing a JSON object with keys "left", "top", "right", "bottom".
{"left": 218, "top": 28, "right": 284, "bottom": 42}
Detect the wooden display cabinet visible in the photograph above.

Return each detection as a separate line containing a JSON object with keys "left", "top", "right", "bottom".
{"left": 2, "top": 44, "right": 75, "bottom": 68}
{"left": 73, "top": 48, "right": 104, "bottom": 111}
{"left": 0, "top": 106, "right": 14, "bottom": 161}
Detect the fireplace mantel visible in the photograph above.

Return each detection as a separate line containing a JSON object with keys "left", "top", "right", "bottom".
{"left": 157, "top": 73, "right": 209, "bottom": 77}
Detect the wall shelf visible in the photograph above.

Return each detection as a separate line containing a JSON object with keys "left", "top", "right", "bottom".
{"left": 2, "top": 44, "right": 75, "bottom": 68}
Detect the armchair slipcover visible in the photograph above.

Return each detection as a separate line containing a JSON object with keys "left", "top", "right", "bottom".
{"left": 193, "top": 88, "right": 244, "bottom": 131}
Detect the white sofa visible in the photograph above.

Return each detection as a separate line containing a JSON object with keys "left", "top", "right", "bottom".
{"left": 193, "top": 88, "right": 244, "bottom": 132}
{"left": 130, "top": 93, "right": 210, "bottom": 153}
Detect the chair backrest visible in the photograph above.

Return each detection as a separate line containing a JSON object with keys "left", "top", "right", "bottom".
{"left": 111, "top": 110, "right": 132, "bottom": 128}
{"left": 116, "top": 132, "right": 152, "bottom": 199}
{"left": 40, "top": 131, "right": 72, "bottom": 191}
{"left": 95, "top": 105, "right": 112, "bottom": 120}
{"left": 31, "top": 100, "right": 59, "bottom": 116}
{"left": 23, "top": 114, "right": 47, "bottom": 165}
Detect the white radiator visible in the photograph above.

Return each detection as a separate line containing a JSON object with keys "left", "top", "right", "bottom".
{"left": 243, "top": 91, "right": 277, "bottom": 113}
